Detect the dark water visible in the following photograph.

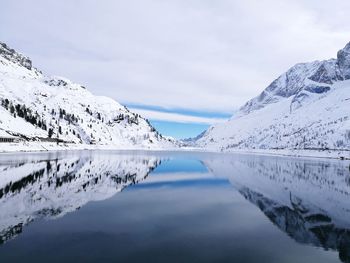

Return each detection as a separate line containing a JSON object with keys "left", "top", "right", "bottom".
{"left": 0, "top": 150, "right": 349, "bottom": 263}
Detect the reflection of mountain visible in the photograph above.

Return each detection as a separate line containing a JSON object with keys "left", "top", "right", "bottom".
{"left": 205, "top": 155, "right": 350, "bottom": 262}
{"left": 241, "top": 188, "right": 350, "bottom": 263}
{"left": 0, "top": 152, "right": 160, "bottom": 244}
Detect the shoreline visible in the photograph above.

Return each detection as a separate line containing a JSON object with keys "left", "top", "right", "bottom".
{"left": 0, "top": 142, "right": 349, "bottom": 160}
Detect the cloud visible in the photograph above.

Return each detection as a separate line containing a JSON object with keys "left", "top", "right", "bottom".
{"left": 0, "top": 0, "right": 349, "bottom": 113}
{"left": 129, "top": 108, "right": 227, "bottom": 125}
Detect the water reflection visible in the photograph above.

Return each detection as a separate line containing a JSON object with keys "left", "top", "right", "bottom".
{"left": 0, "top": 151, "right": 349, "bottom": 262}
{"left": 205, "top": 154, "right": 350, "bottom": 262}
{"left": 0, "top": 151, "right": 161, "bottom": 244}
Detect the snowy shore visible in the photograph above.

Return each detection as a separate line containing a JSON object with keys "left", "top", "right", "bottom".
{"left": 1, "top": 142, "right": 349, "bottom": 161}
{"left": 222, "top": 148, "right": 350, "bottom": 160}
{"left": 0, "top": 142, "right": 174, "bottom": 153}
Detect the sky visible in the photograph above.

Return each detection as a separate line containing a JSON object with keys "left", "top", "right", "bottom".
{"left": 0, "top": 0, "right": 349, "bottom": 139}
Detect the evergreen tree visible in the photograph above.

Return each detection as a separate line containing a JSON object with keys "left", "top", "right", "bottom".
{"left": 10, "top": 105, "right": 15, "bottom": 114}
{"left": 48, "top": 128, "right": 54, "bottom": 138}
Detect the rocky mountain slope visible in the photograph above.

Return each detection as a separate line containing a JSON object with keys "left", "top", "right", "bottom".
{"left": 197, "top": 42, "right": 350, "bottom": 154}
{"left": 0, "top": 42, "right": 175, "bottom": 149}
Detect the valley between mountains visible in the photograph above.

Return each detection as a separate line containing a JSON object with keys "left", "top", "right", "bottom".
{"left": 0, "top": 41, "right": 349, "bottom": 159}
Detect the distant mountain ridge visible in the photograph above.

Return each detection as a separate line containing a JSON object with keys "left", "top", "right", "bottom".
{"left": 0, "top": 42, "right": 34, "bottom": 71}
{"left": 197, "top": 41, "right": 350, "bottom": 154}
{"left": 0, "top": 42, "right": 176, "bottom": 149}
{"left": 239, "top": 42, "right": 349, "bottom": 115}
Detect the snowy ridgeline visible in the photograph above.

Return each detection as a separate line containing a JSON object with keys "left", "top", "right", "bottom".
{"left": 0, "top": 152, "right": 161, "bottom": 244}
{"left": 1, "top": 39, "right": 350, "bottom": 155}
{"left": 0, "top": 42, "right": 177, "bottom": 150}
{"left": 197, "top": 42, "right": 350, "bottom": 156}
{"left": 204, "top": 154, "right": 350, "bottom": 260}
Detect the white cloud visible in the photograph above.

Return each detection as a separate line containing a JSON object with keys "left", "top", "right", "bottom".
{"left": 129, "top": 108, "right": 227, "bottom": 125}
{"left": 0, "top": 0, "right": 349, "bottom": 113}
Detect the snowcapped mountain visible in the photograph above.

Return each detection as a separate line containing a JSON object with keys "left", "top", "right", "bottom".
{"left": 0, "top": 42, "right": 176, "bottom": 150}
{"left": 0, "top": 152, "right": 161, "bottom": 243}
{"left": 197, "top": 42, "right": 350, "bottom": 154}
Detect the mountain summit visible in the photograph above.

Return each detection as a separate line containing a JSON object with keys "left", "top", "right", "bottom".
{"left": 0, "top": 42, "right": 175, "bottom": 150}
{"left": 337, "top": 41, "right": 350, "bottom": 79}
{"left": 197, "top": 41, "right": 350, "bottom": 154}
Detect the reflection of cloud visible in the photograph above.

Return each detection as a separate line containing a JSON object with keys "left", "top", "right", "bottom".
{"left": 0, "top": 153, "right": 161, "bottom": 244}
{"left": 205, "top": 154, "right": 350, "bottom": 262}
{"left": 141, "top": 172, "right": 214, "bottom": 183}
{"left": 1, "top": 151, "right": 349, "bottom": 262}
{"left": 131, "top": 170, "right": 231, "bottom": 189}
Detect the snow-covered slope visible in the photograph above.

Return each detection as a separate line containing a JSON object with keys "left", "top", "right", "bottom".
{"left": 0, "top": 42, "right": 175, "bottom": 150}
{"left": 0, "top": 152, "right": 161, "bottom": 243}
{"left": 197, "top": 42, "right": 350, "bottom": 154}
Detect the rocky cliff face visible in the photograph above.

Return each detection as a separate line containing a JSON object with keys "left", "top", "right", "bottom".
{"left": 337, "top": 42, "right": 350, "bottom": 80}
{"left": 0, "top": 42, "right": 33, "bottom": 70}
{"left": 240, "top": 42, "right": 350, "bottom": 115}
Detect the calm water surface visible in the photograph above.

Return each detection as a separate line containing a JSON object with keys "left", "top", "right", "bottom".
{"left": 0, "top": 150, "right": 349, "bottom": 263}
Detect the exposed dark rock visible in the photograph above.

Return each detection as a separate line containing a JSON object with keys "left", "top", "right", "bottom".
{"left": 239, "top": 42, "right": 350, "bottom": 115}
{"left": 0, "top": 42, "right": 32, "bottom": 70}
{"left": 337, "top": 41, "right": 350, "bottom": 80}
{"left": 308, "top": 61, "right": 339, "bottom": 84}
{"left": 304, "top": 84, "right": 331, "bottom": 94}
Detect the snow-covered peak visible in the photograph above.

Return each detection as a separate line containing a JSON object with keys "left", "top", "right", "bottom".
{"left": 337, "top": 41, "right": 350, "bottom": 79}
{"left": 0, "top": 42, "right": 33, "bottom": 70}
{"left": 0, "top": 41, "right": 177, "bottom": 150}
{"left": 239, "top": 42, "right": 350, "bottom": 116}
{"left": 197, "top": 41, "right": 350, "bottom": 153}
{"left": 238, "top": 59, "right": 341, "bottom": 116}
{"left": 239, "top": 60, "right": 323, "bottom": 115}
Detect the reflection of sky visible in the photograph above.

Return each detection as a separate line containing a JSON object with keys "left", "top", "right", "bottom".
{"left": 152, "top": 159, "right": 208, "bottom": 174}
{"left": 0, "top": 154, "right": 342, "bottom": 263}
{"left": 131, "top": 178, "right": 230, "bottom": 189}
{"left": 128, "top": 158, "right": 231, "bottom": 190}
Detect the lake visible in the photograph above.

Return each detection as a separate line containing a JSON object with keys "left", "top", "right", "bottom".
{"left": 0, "top": 150, "right": 349, "bottom": 262}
